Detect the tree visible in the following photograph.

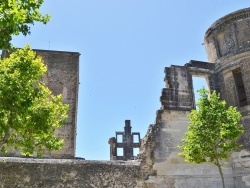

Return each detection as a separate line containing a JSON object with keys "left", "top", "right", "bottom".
{"left": 0, "top": 46, "right": 69, "bottom": 157}
{"left": 0, "top": 0, "right": 50, "bottom": 49}
{"left": 178, "top": 89, "right": 243, "bottom": 188}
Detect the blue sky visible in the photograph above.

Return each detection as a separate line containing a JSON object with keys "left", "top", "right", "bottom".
{"left": 12, "top": 0, "right": 250, "bottom": 160}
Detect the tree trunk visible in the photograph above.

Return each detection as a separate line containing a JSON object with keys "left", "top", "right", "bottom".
{"left": 216, "top": 158, "right": 225, "bottom": 188}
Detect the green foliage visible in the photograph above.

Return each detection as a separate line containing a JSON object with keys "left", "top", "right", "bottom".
{"left": 0, "top": 46, "right": 69, "bottom": 157}
{"left": 0, "top": 0, "right": 50, "bottom": 49}
{"left": 178, "top": 88, "right": 243, "bottom": 187}
{"left": 179, "top": 89, "right": 243, "bottom": 164}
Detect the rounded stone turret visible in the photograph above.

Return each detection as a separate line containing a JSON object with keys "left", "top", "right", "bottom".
{"left": 205, "top": 8, "right": 250, "bottom": 63}
{"left": 205, "top": 8, "right": 250, "bottom": 149}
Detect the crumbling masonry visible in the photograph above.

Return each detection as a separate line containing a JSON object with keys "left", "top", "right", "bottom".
{"left": 1, "top": 7, "right": 250, "bottom": 188}
{"left": 139, "top": 8, "right": 250, "bottom": 188}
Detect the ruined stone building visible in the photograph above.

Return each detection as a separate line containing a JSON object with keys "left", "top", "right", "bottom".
{"left": 138, "top": 7, "right": 250, "bottom": 187}
{"left": 1, "top": 7, "right": 250, "bottom": 188}
{"left": 109, "top": 120, "right": 141, "bottom": 161}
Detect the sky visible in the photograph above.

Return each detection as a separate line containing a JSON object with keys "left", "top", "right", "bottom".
{"left": 12, "top": 0, "right": 250, "bottom": 160}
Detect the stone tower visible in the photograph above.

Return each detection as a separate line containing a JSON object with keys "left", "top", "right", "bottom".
{"left": 1, "top": 49, "right": 80, "bottom": 158}
{"left": 205, "top": 8, "right": 250, "bottom": 149}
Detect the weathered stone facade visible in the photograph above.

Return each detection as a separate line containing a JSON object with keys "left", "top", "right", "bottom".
{"left": 36, "top": 50, "right": 80, "bottom": 158}
{"left": 1, "top": 49, "right": 80, "bottom": 158}
{"left": 0, "top": 157, "right": 145, "bottom": 188}
{"left": 137, "top": 7, "right": 250, "bottom": 188}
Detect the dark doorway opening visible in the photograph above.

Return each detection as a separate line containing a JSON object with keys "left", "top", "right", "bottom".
{"left": 233, "top": 68, "right": 247, "bottom": 107}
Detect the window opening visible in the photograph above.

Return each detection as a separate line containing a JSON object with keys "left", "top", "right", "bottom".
{"left": 133, "top": 148, "right": 139, "bottom": 158}
{"left": 116, "top": 134, "right": 123, "bottom": 143}
{"left": 233, "top": 68, "right": 247, "bottom": 107}
{"left": 192, "top": 76, "right": 208, "bottom": 108}
{"left": 117, "top": 148, "right": 123, "bottom": 157}
{"left": 133, "top": 135, "right": 139, "bottom": 143}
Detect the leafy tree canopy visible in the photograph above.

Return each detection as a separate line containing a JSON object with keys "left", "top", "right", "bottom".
{"left": 178, "top": 89, "right": 243, "bottom": 187}
{"left": 0, "top": 0, "right": 50, "bottom": 49}
{"left": 0, "top": 46, "right": 69, "bottom": 157}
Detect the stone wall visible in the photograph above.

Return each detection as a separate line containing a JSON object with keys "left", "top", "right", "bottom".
{"left": 0, "top": 157, "right": 145, "bottom": 188}
{"left": 162, "top": 65, "right": 194, "bottom": 111}
{"left": 1, "top": 49, "right": 80, "bottom": 159}
{"left": 35, "top": 50, "right": 80, "bottom": 158}
{"left": 140, "top": 109, "right": 235, "bottom": 188}
{"left": 232, "top": 150, "right": 250, "bottom": 188}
